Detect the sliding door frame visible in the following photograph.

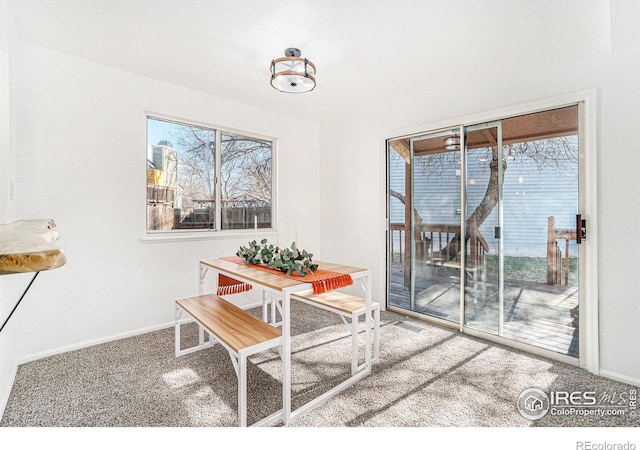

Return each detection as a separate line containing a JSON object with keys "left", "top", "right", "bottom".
{"left": 385, "top": 90, "right": 599, "bottom": 374}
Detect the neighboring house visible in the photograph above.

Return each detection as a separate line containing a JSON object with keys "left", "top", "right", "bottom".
{"left": 389, "top": 140, "right": 578, "bottom": 258}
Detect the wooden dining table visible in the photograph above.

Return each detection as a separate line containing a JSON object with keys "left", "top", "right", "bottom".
{"left": 198, "top": 257, "right": 373, "bottom": 426}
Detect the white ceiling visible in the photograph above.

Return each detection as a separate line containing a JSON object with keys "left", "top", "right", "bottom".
{"left": 5, "top": 0, "right": 611, "bottom": 125}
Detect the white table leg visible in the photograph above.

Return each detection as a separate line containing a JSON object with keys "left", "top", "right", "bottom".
{"left": 198, "top": 263, "right": 207, "bottom": 345}
{"left": 262, "top": 291, "right": 267, "bottom": 322}
{"left": 351, "top": 312, "right": 358, "bottom": 375}
{"left": 283, "top": 290, "right": 292, "bottom": 424}
{"left": 174, "top": 305, "right": 181, "bottom": 357}
{"left": 199, "top": 264, "right": 208, "bottom": 295}
{"left": 374, "top": 304, "right": 380, "bottom": 362}
{"left": 364, "top": 273, "right": 372, "bottom": 371}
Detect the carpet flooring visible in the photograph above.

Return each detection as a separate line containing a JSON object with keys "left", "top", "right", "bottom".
{"left": 1, "top": 301, "right": 638, "bottom": 429}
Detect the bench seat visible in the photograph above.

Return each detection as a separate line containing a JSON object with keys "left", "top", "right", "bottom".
{"left": 176, "top": 294, "right": 281, "bottom": 353}
{"left": 293, "top": 291, "right": 375, "bottom": 315}
{"left": 175, "top": 294, "right": 283, "bottom": 427}
{"left": 265, "top": 291, "right": 380, "bottom": 375}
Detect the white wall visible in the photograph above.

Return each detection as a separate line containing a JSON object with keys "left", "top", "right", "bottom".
{"left": 319, "top": 4, "right": 640, "bottom": 384}
{"left": 0, "top": 0, "right": 22, "bottom": 417}
{"left": 0, "top": 2, "right": 14, "bottom": 224}
{"left": 4, "top": 42, "right": 319, "bottom": 370}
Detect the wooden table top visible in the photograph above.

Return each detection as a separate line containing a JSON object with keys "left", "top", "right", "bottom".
{"left": 201, "top": 258, "right": 368, "bottom": 292}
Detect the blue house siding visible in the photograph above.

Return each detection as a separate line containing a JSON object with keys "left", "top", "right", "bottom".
{"left": 389, "top": 140, "right": 578, "bottom": 258}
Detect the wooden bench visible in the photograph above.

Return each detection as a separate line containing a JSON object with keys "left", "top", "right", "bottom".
{"left": 174, "top": 294, "right": 283, "bottom": 427}
{"left": 264, "top": 291, "right": 380, "bottom": 375}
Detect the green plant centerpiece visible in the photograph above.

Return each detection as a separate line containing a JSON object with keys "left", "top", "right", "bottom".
{"left": 236, "top": 239, "right": 318, "bottom": 277}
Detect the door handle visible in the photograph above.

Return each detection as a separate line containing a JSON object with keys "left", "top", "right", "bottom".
{"left": 576, "top": 214, "right": 586, "bottom": 244}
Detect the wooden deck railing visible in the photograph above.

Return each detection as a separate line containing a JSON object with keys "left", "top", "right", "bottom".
{"left": 547, "top": 216, "right": 576, "bottom": 285}
{"left": 391, "top": 218, "right": 489, "bottom": 270}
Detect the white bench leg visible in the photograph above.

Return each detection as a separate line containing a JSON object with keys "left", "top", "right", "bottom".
{"left": 350, "top": 303, "right": 380, "bottom": 374}
{"left": 271, "top": 296, "right": 277, "bottom": 324}
{"left": 174, "top": 305, "right": 217, "bottom": 357}
{"left": 238, "top": 350, "right": 247, "bottom": 427}
{"left": 351, "top": 312, "right": 358, "bottom": 375}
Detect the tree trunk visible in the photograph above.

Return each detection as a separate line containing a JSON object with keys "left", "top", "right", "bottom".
{"left": 389, "top": 189, "right": 423, "bottom": 225}
{"left": 439, "top": 150, "right": 507, "bottom": 259}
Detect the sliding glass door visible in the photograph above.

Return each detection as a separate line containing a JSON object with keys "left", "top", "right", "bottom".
{"left": 409, "top": 127, "right": 463, "bottom": 325}
{"left": 492, "top": 108, "right": 580, "bottom": 356}
{"left": 462, "top": 122, "right": 503, "bottom": 336}
{"left": 387, "top": 105, "right": 581, "bottom": 360}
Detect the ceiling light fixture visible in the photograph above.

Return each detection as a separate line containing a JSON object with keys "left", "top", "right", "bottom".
{"left": 270, "top": 48, "right": 316, "bottom": 93}
{"left": 443, "top": 136, "right": 460, "bottom": 151}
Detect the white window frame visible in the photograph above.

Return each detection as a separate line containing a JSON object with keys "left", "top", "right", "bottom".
{"left": 142, "top": 113, "right": 278, "bottom": 243}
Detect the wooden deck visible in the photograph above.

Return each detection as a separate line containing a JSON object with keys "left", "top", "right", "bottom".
{"left": 389, "top": 263, "right": 579, "bottom": 357}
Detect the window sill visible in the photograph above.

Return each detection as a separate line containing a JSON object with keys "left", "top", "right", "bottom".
{"left": 141, "top": 229, "right": 277, "bottom": 244}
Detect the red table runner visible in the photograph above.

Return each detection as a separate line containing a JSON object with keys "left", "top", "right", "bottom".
{"left": 216, "top": 256, "right": 353, "bottom": 296}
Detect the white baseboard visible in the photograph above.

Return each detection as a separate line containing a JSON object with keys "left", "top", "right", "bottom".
{"left": 0, "top": 362, "right": 18, "bottom": 423}
{"left": 599, "top": 369, "right": 640, "bottom": 388}
{"left": 243, "top": 300, "right": 263, "bottom": 310}
{"left": 17, "top": 321, "right": 174, "bottom": 365}
{"left": 17, "top": 301, "right": 267, "bottom": 366}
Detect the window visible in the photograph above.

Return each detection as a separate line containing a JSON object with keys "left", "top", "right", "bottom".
{"left": 146, "top": 117, "right": 273, "bottom": 232}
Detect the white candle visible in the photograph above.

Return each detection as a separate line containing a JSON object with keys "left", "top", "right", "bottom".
{"left": 254, "top": 215, "right": 257, "bottom": 240}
